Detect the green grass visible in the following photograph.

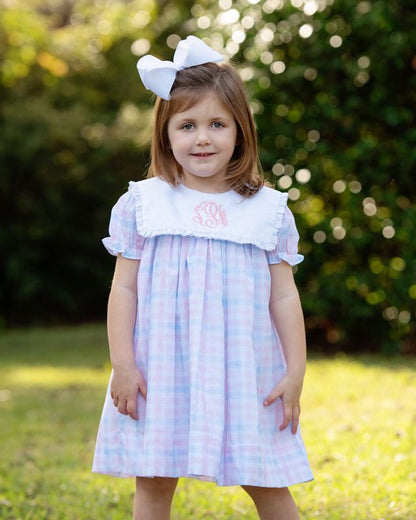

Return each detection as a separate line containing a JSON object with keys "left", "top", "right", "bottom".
{"left": 0, "top": 324, "right": 415, "bottom": 519}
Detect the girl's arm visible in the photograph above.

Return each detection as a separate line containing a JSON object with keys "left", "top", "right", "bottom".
{"left": 107, "top": 255, "right": 147, "bottom": 421}
{"left": 264, "top": 261, "right": 307, "bottom": 434}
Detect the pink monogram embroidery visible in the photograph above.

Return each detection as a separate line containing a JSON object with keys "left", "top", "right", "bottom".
{"left": 193, "top": 201, "right": 228, "bottom": 228}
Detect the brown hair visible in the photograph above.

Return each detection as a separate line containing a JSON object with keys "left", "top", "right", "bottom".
{"left": 147, "top": 62, "right": 264, "bottom": 196}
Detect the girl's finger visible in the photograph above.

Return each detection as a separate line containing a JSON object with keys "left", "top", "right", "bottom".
{"left": 279, "top": 403, "right": 292, "bottom": 431}
{"left": 126, "top": 396, "right": 139, "bottom": 420}
{"left": 263, "top": 383, "right": 282, "bottom": 406}
{"left": 139, "top": 380, "right": 148, "bottom": 400}
{"left": 291, "top": 405, "right": 301, "bottom": 434}
{"left": 117, "top": 398, "right": 128, "bottom": 416}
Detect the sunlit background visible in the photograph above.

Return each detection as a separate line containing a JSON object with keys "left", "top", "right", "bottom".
{"left": 1, "top": 0, "right": 415, "bottom": 353}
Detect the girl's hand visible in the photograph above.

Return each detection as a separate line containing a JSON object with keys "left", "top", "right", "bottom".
{"left": 110, "top": 364, "right": 147, "bottom": 421}
{"left": 263, "top": 374, "right": 303, "bottom": 434}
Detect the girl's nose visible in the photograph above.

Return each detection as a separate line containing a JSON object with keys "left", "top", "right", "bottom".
{"left": 195, "top": 130, "right": 210, "bottom": 145}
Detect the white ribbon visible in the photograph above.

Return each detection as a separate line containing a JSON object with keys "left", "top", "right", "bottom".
{"left": 137, "top": 36, "right": 223, "bottom": 100}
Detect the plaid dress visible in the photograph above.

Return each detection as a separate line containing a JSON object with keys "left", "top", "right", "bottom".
{"left": 92, "top": 178, "right": 313, "bottom": 487}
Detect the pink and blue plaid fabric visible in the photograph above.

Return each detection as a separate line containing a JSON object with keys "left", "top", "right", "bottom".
{"left": 92, "top": 184, "right": 313, "bottom": 487}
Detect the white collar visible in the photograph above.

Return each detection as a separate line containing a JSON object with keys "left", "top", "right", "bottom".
{"left": 129, "top": 177, "right": 288, "bottom": 251}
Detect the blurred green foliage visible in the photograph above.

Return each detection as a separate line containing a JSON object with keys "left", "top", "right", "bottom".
{"left": 1, "top": 0, "right": 415, "bottom": 353}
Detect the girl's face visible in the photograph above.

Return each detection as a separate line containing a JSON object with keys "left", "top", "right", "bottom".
{"left": 167, "top": 92, "right": 237, "bottom": 193}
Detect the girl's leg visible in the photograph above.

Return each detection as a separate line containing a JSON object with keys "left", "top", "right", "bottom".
{"left": 242, "top": 486, "right": 300, "bottom": 520}
{"left": 133, "top": 476, "right": 178, "bottom": 520}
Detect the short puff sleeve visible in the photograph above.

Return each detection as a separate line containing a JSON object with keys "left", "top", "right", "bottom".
{"left": 266, "top": 205, "right": 304, "bottom": 265}
{"left": 102, "top": 189, "right": 145, "bottom": 259}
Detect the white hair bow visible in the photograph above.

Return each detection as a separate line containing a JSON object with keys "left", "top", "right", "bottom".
{"left": 137, "top": 36, "right": 223, "bottom": 100}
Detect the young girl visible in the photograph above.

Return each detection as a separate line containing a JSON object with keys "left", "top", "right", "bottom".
{"left": 93, "top": 35, "right": 313, "bottom": 520}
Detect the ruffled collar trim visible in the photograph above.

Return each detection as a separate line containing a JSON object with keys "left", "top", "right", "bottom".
{"left": 129, "top": 177, "right": 288, "bottom": 251}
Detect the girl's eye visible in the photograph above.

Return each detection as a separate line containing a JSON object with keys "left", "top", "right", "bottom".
{"left": 182, "top": 123, "right": 194, "bottom": 130}
{"left": 212, "top": 121, "right": 224, "bottom": 128}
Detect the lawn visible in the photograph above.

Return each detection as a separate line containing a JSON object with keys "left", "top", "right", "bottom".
{"left": 0, "top": 324, "right": 415, "bottom": 519}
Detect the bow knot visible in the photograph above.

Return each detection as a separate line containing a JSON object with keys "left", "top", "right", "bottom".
{"left": 137, "top": 36, "right": 223, "bottom": 100}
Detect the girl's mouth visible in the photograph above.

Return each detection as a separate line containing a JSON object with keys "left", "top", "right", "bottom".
{"left": 192, "top": 153, "right": 214, "bottom": 157}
